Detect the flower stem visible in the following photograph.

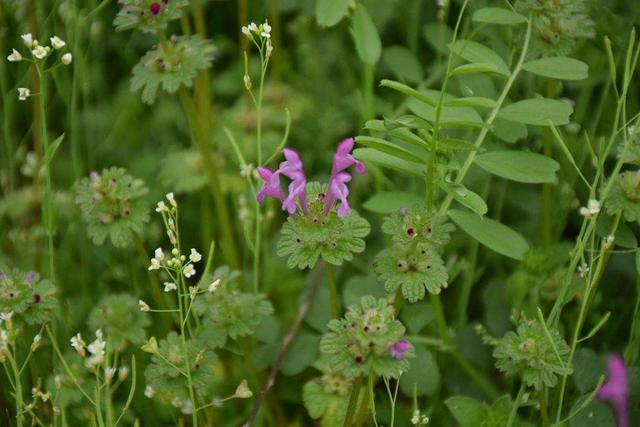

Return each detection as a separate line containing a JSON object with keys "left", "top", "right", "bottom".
{"left": 506, "top": 383, "right": 526, "bottom": 427}
{"left": 343, "top": 376, "right": 363, "bottom": 427}
{"left": 326, "top": 262, "right": 340, "bottom": 318}
{"left": 7, "top": 351, "right": 23, "bottom": 427}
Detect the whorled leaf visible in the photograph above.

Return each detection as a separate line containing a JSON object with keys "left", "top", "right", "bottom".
{"left": 114, "top": 0, "right": 189, "bottom": 34}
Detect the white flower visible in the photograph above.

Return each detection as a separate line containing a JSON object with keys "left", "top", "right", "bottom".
{"left": 605, "top": 234, "right": 615, "bottom": 249}
{"left": 17, "top": 87, "right": 30, "bottom": 101}
{"left": 163, "top": 282, "right": 177, "bottom": 292}
{"left": 208, "top": 278, "right": 221, "bottom": 293}
{"left": 138, "top": 299, "right": 150, "bottom": 312}
{"left": 577, "top": 263, "right": 590, "bottom": 279}
{"left": 266, "top": 40, "right": 273, "bottom": 58}
{"left": 31, "top": 334, "right": 42, "bottom": 351}
{"left": 261, "top": 32, "right": 271, "bottom": 39}
{"left": 241, "top": 26, "right": 253, "bottom": 39}
{"left": 50, "top": 36, "right": 65, "bottom": 49}
{"left": 0, "top": 311, "right": 14, "bottom": 322}
{"left": 155, "top": 200, "right": 166, "bottom": 212}
{"left": 7, "top": 48, "right": 22, "bottom": 62}
{"left": 189, "top": 286, "right": 198, "bottom": 299}
{"left": 243, "top": 74, "right": 252, "bottom": 90}
{"left": 61, "top": 52, "right": 72, "bottom": 65}
{"left": 234, "top": 379, "right": 253, "bottom": 398}
{"left": 144, "top": 384, "right": 155, "bottom": 398}
{"left": 248, "top": 22, "right": 259, "bottom": 33}
{"left": 166, "top": 192, "right": 177, "bottom": 207}
{"left": 262, "top": 21, "right": 272, "bottom": 34}
{"left": 21, "top": 33, "right": 34, "bottom": 48}
{"left": 32, "top": 45, "right": 50, "bottom": 59}
{"left": 578, "top": 199, "right": 601, "bottom": 217}
{"left": 104, "top": 367, "right": 116, "bottom": 383}
{"left": 118, "top": 365, "right": 130, "bottom": 381}
{"left": 86, "top": 330, "right": 106, "bottom": 368}
{"left": 189, "top": 248, "right": 202, "bottom": 263}
{"left": 70, "top": 333, "right": 86, "bottom": 356}
{"left": 149, "top": 248, "right": 165, "bottom": 270}
{"left": 183, "top": 264, "right": 196, "bottom": 278}
{"left": 54, "top": 375, "right": 63, "bottom": 389}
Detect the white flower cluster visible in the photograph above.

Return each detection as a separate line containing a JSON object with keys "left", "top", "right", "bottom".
{"left": 148, "top": 246, "right": 201, "bottom": 279}
{"left": 411, "top": 409, "right": 430, "bottom": 425}
{"left": 171, "top": 397, "right": 194, "bottom": 414}
{"left": 7, "top": 33, "right": 73, "bottom": 101}
{"left": 578, "top": 198, "right": 600, "bottom": 218}
{"left": 70, "top": 330, "right": 106, "bottom": 369}
{"left": 241, "top": 20, "right": 273, "bottom": 58}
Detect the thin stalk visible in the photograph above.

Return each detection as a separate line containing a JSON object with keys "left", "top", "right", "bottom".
{"left": 326, "top": 262, "right": 339, "bottom": 318}
{"left": 177, "top": 273, "right": 198, "bottom": 427}
{"left": 506, "top": 383, "right": 526, "bottom": 427}
{"left": 362, "top": 62, "right": 375, "bottom": 122}
{"left": 7, "top": 351, "right": 23, "bottom": 427}
{"left": 343, "top": 377, "right": 363, "bottom": 427}
{"left": 541, "top": 81, "right": 557, "bottom": 246}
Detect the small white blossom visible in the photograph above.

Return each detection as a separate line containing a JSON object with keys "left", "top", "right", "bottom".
{"left": 208, "top": 278, "right": 221, "bottom": 293}
{"left": 183, "top": 264, "right": 196, "bottom": 278}
{"left": 577, "top": 263, "right": 590, "bottom": 279}
{"left": 17, "top": 87, "right": 30, "bottom": 101}
{"left": 604, "top": 234, "right": 615, "bottom": 249}
{"left": 155, "top": 200, "right": 167, "bottom": 212}
{"left": 166, "top": 192, "right": 177, "bottom": 207}
{"left": 31, "top": 334, "right": 42, "bottom": 351}
{"left": 21, "top": 33, "right": 34, "bottom": 48}
{"left": 138, "top": 299, "right": 150, "bottom": 312}
{"left": 261, "top": 32, "right": 271, "bottom": 39}
{"left": 32, "top": 45, "right": 50, "bottom": 59}
{"left": 61, "top": 52, "right": 72, "bottom": 65}
{"left": 189, "top": 286, "right": 198, "bottom": 299}
{"left": 248, "top": 22, "right": 259, "bottom": 33}
{"left": 118, "top": 365, "right": 130, "bottom": 381}
{"left": 70, "top": 333, "right": 86, "bottom": 355}
{"left": 86, "top": 330, "right": 106, "bottom": 368}
{"left": 149, "top": 248, "right": 165, "bottom": 270}
{"left": 144, "top": 384, "right": 155, "bottom": 398}
{"left": 54, "top": 375, "right": 63, "bottom": 389}
{"left": 243, "top": 74, "right": 252, "bottom": 90}
{"left": 189, "top": 248, "right": 202, "bottom": 263}
{"left": 50, "top": 36, "right": 66, "bottom": 49}
{"left": 262, "top": 21, "right": 272, "bottom": 34}
{"left": 266, "top": 40, "right": 273, "bottom": 58}
{"left": 7, "top": 48, "right": 22, "bottom": 62}
{"left": 104, "top": 367, "right": 116, "bottom": 384}
{"left": 0, "top": 311, "right": 14, "bottom": 322}
{"left": 578, "top": 199, "right": 601, "bottom": 217}
{"left": 234, "top": 379, "right": 253, "bottom": 398}
{"left": 241, "top": 26, "right": 253, "bottom": 39}
{"left": 163, "top": 281, "right": 177, "bottom": 292}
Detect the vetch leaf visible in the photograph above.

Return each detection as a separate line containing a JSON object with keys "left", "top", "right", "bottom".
{"left": 383, "top": 46, "right": 423, "bottom": 83}
{"left": 316, "top": 0, "right": 350, "bottom": 27}
{"left": 449, "top": 40, "right": 510, "bottom": 76}
{"left": 44, "top": 134, "right": 65, "bottom": 166}
{"left": 352, "top": 4, "right": 381, "bottom": 64}
{"left": 451, "top": 62, "right": 501, "bottom": 76}
{"left": 448, "top": 209, "right": 529, "bottom": 260}
{"left": 439, "top": 182, "right": 488, "bottom": 216}
{"left": 472, "top": 7, "right": 527, "bottom": 26}
{"left": 498, "top": 99, "right": 573, "bottom": 126}
{"left": 355, "top": 136, "right": 425, "bottom": 163}
{"left": 474, "top": 150, "right": 560, "bottom": 183}
{"left": 423, "top": 22, "right": 453, "bottom": 54}
{"left": 380, "top": 79, "right": 437, "bottom": 106}
{"left": 362, "top": 192, "right": 423, "bottom": 214}
{"left": 445, "top": 97, "right": 497, "bottom": 109}
{"left": 523, "top": 57, "right": 589, "bottom": 81}
{"left": 354, "top": 148, "right": 424, "bottom": 177}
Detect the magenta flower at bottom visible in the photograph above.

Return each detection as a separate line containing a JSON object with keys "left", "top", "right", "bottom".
{"left": 597, "top": 354, "right": 629, "bottom": 427}
{"left": 389, "top": 340, "right": 411, "bottom": 359}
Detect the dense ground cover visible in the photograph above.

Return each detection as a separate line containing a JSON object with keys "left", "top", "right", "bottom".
{"left": 2, "top": 0, "right": 640, "bottom": 426}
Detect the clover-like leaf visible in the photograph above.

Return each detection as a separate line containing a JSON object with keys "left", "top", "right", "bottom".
{"left": 131, "top": 35, "right": 214, "bottom": 104}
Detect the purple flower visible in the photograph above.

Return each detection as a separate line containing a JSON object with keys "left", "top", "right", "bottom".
{"left": 0, "top": 272, "right": 6, "bottom": 281}
{"left": 324, "top": 138, "right": 366, "bottom": 217}
{"left": 597, "top": 354, "right": 629, "bottom": 427}
{"left": 25, "top": 271, "right": 36, "bottom": 284}
{"left": 256, "top": 149, "right": 307, "bottom": 215}
{"left": 399, "top": 207, "right": 408, "bottom": 215}
{"left": 256, "top": 167, "right": 285, "bottom": 204}
{"left": 389, "top": 340, "right": 411, "bottom": 359}
{"left": 149, "top": 2, "right": 162, "bottom": 14}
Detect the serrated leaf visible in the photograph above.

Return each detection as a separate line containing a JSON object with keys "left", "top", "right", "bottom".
{"left": 498, "top": 99, "right": 573, "bottom": 126}
{"left": 523, "top": 57, "right": 589, "bottom": 80}
{"left": 383, "top": 46, "right": 423, "bottom": 83}
{"left": 448, "top": 209, "right": 529, "bottom": 260}
{"left": 472, "top": 8, "right": 527, "bottom": 25}
{"left": 474, "top": 150, "right": 560, "bottom": 183}
{"left": 351, "top": 4, "right": 381, "bottom": 64}
{"left": 316, "top": 0, "right": 350, "bottom": 27}
{"left": 362, "top": 192, "right": 423, "bottom": 214}
{"left": 449, "top": 40, "right": 510, "bottom": 76}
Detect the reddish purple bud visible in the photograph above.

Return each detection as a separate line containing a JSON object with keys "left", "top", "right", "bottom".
{"left": 150, "top": 3, "right": 162, "bottom": 14}
{"left": 399, "top": 207, "right": 408, "bottom": 215}
{"left": 354, "top": 355, "right": 364, "bottom": 363}
{"left": 33, "top": 293, "right": 41, "bottom": 303}
{"left": 162, "top": 0, "right": 169, "bottom": 3}
{"left": 389, "top": 340, "right": 411, "bottom": 359}
{"left": 26, "top": 271, "right": 36, "bottom": 284}
{"left": 597, "top": 354, "right": 629, "bottom": 427}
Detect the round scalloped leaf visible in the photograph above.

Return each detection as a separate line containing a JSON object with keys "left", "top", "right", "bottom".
{"left": 381, "top": 206, "right": 454, "bottom": 248}
{"left": 114, "top": 0, "right": 189, "bottom": 34}
{"left": 603, "top": 171, "right": 640, "bottom": 222}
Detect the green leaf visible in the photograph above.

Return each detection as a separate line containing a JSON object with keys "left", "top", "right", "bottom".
{"left": 354, "top": 148, "right": 424, "bottom": 177}
{"left": 474, "top": 150, "right": 560, "bottom": 183}
{"left": 472, "top": 8, "right": 527, "bottom": 26}
{"left": 569, "top": 400, "right": 616, "bottom": 427}
{"left": 342, "top": 274, "right": 387, "bottom": 308}
{"left": 316, "top": 0, "right": 350, "bottom": 27}
{"left": 44, "top": 134, "right": 65, "bottom": 166}
{"left": 407, "top": 99, "right": 484, "bottom": 128}
{"left": 380, "top": 79, "right": 437, "bottom": 106}
{"left": 399, "top": 344, "right": 440, "bottom": 396}
{"left": 439, "top": 138, "right": 482, "bottom": 151}
{"left": 351, "top": 4, "right": 381, "bottom": 64}
{"left": 445, "top": 97, "right": 497, "bottom": 109}
{"left": 439, "top": 182, "right": 488, "bottom": 216}
{"left": 362, "top": 192, "right": 423, "bottom": 214}
{"left": 449, "top": 40, "right": 510, "bottom": 76}
{"left": 423, "top": 22, "right": 453, "bottom": 54}
{"left": 399, "top": 302, "right": 433, "bottom": 334}
{"left": 492, "top": 118, "right": 528, "bottom": 143}
{"left": 355, "top": 136, "right": 425, "bottom": 163}
{"left": 445, "top": 395, "right": 489, "bottom": 427}
{"left": 523, "top": 57, "right": 589, "bottom": 81}
{"left": 498, "top": 99, "right": 573, "bottom": 126}
{"left": 281, "top": 333, "right": 320, "bottom": 375}
{"left": 596, "top": 214, "right": 638, "bottom": 249}
{"left": 572, "top": 348, "right": 604, "bottom": 394}
{"left": 448, "top": 209, "right": 529, "bottom": 260}
{"left": 383, "top": 46, "right": 423, "bottom": 83}
{"left": 451, "top": 62, "right": 501, "bottom": 76}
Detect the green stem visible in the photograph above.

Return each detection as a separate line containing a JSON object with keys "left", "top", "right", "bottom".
{"left": 506, "top": 383, "right": 526, "bottom": 427}
{"left": 7, "top": 351, "right": 23, "bottom": 427}
{"left": 362, "top": 62, "right": 375, "bottom": 122}
{"left": 326, "top": 263, "right": 339, "bottom": 318}
{"left": 343, "top": 377, "right": 363, "bottom": 427}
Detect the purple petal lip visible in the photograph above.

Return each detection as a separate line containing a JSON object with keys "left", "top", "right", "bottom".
{"left": 597, "top": 354, "right": 629, "bottom": 427}
{"left": 389, "top": 340, "right": 411, "bottom": 359}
